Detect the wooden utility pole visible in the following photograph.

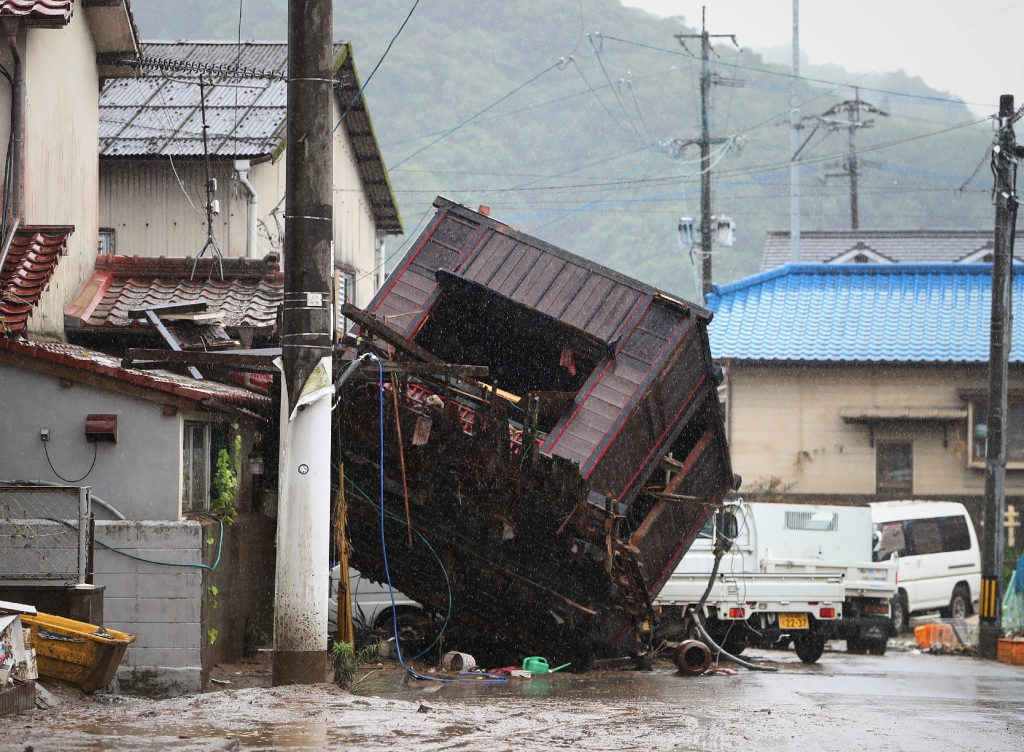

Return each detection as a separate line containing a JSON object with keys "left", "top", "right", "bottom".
{"left": 979, "top": 93, "right": 1020, "bottom": 660}
{"left": 273, "top": 0, "right": 335, "bottom": 686}
{"left": 676, "top": 7, "right": 737, "bottom": 298}
{"left": 789, "top": 0, "right": 800, "bottom": 263}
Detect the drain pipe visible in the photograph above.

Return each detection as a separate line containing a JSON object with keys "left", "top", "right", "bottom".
{"left": 234, "top": 159, "right": 258, "bottom": 258}
{"left": 375, "top": 232, "right": 386, "bottom": 291}
{"left": 4, "top": 18, "right": 23, "bottom": 229}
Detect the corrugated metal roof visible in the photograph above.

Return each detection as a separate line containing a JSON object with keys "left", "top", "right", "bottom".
{"left": 367, "top": 198, "right": 728, "bottom": 507}
{"left": 0, "top": 225, "right": 73, "bottom": 334}
{"left": 0, "top": 338, "right": 270, "bottom": 408}
{"left": 760, "top": 230, "right": 1006, "bottom": 270}
{"left": 706, "top": 263, "right": 1024, "bottom": 362}
{"left": 99, "top": 40, "right": 402, "bottom": 233}
{"left": 65, "top": 254, "right": 282, "bottom": 333}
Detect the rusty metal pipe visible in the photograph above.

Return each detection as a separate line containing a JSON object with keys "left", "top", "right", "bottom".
{"left": 673, "top": 639, "right": 711, "bottom": 675}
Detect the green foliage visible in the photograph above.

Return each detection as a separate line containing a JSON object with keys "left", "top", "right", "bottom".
{"left": 211, "top": 434, "right": 242, "bottom": 523}
{"left": 330, "top": 640, "right": 383, "bottom": 690}
{"left": 130, "top": 1, "right": 995, "bottom": 293}
{"left": 208, "top": 627, "right": 218, "bottom": 645}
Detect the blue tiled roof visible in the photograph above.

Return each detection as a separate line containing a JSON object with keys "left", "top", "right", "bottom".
{"left": 705, "top": 263, "right": 1024, "bottom": 362}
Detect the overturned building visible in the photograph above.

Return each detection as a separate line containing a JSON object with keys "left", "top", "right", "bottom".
{"left": 335, "top": 198, "right": 737, "bottom": 666}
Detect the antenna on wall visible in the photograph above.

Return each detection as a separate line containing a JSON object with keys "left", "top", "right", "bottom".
{"left": 191, "top": 74, "right": 224, "bottom": 281}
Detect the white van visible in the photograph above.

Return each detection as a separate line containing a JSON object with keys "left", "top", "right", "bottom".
{"left": 870, "top": 501, "right": 981, "bottom": 632}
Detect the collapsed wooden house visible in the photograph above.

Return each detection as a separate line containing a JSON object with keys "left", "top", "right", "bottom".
{"left": 335, "top": 198, "right": 737, "bottom": 665}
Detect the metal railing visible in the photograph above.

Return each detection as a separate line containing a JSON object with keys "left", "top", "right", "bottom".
{"left": 0, "top": 485, "right": 91, "bottom": 584}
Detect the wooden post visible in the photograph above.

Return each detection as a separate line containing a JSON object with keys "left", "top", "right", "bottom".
{"left": 335, "top": 462, "right": 354, "bottom": 646}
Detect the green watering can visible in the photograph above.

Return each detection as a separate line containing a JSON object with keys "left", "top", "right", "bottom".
{"left": 521, "top": 656, "right": 571, "bottom": 675}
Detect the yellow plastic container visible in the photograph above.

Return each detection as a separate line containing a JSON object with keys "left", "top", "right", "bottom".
{"left": 20, "top": 613, "right": 135, "bottom": 693}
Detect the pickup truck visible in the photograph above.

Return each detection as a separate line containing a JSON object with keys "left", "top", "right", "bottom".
{"left": 655, "top": 500, "right": 896, "bottom": 662}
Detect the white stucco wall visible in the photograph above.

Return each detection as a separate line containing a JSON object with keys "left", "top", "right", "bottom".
{"left": 21, "top": 13, "right": 99, "bottom": 339}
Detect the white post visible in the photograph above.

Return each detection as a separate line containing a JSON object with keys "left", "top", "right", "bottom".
{"left": 790, "top": 0, "right": 800, "bottom": 263}
{"left": 273, "top": 357, "right": 333, "bottom": 679}
{"left": 78, "top": 486, "right": 89, "bottom": 585}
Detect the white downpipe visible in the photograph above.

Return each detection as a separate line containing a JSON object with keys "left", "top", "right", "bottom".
{"left": 234, "top": 159, "right": 259, "bottom": 259}
{"left": 375, "top": 233, "right": 386, "bottom": 292}
{"left": 274, "top": 356, "right": 333, "bottom": 657}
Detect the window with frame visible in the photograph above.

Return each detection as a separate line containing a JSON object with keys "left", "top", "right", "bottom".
{"left": 876, "top": 441, "right": 913, "bottom": 494}
{"left": 182, "top": 421, "right": 229, "bottom": 512}
{"left": 98, "top": 228, "right": 116, "bottom": 256}
{"left": 335, "top": 267, "right": 355, "bottom": 335}
{"left": 968, "top": 401, "right": 1024, "bottom": 468}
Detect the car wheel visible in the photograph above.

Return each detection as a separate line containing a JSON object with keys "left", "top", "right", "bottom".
{"left": 890, "top": 592, "right": 908, "bottom": 635}
{"left": 948, "top": 585, "right": 970, "bottom": 621}
{"left": 865, "top": 637, "right": 888, "bottom": 656}
{"left": 794, "top": 632, "right": 825, "bottom": 663}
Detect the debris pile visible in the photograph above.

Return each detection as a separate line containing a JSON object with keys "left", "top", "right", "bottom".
{"left": 336, "top": 198, "right": 737, "bottom": 667}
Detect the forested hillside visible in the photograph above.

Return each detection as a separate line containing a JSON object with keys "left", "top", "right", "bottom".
{"left": 129, "top": 0, "right": 995, "bottom": 298}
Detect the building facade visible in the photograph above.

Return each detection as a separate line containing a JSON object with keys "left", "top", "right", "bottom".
{"left": 97, "top": 40, "right": 402, "bottom": 313}
{"left": 707, "top": 263, "right": 1024, "bottom": 539}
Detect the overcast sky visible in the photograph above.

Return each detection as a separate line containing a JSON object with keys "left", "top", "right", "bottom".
{"left": 623, "top": 0, "right": 1024, "bottom": 115}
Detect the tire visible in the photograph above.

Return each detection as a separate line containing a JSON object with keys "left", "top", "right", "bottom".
{"left": 890, "top": 592, "right": 908, "bottom": 635}
{"left": 794, "top": 632, "right": 825, "bottom": 664}
{"left": 865, "top": 637, "right": 888, "bottom": 656}
{"left": 945, "top": 585, "right": 971, "bottom": 621}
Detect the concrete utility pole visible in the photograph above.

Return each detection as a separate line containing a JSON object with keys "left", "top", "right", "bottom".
{"left": 818, "top": 90, "right": 886, "bottom": 229}
{"left": 273, "top": 0, "right": 335, "bottom": 686}
{"left": 676, "top": 7, "right": 737, "bottom": 297}
{"left": 789, "top": 0, "right": 800, "bottom": 263}
{"left": 979, "top": 93, "right": 1020, "bottom": 660}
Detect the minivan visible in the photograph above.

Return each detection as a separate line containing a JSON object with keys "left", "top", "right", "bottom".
{"left": 870, "top": 501, "right": 981, "bottom": 632}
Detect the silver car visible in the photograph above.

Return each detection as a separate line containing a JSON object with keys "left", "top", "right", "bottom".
{"left": 328, "top": 565, "right": 420, "bottom": 636}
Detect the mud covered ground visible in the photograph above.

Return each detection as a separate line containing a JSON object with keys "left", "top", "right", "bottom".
{"left": 4, "top": 642, "right": 1024, "bottom": 751}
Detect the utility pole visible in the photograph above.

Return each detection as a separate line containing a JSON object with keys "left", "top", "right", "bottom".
{"left": 979, "top": 93, "right": 1020, "bottom": 660}
{"left": 273, "top": 0, "right": 335, "bottom": 686}
{"left": 676, "top": 7, "right": 737, "bottom": 298}
{"left": 818, "top": 90, "right": 887, "bottom": 229}
{"left": 790, "top": 0, "right": 800, "bottom": 262}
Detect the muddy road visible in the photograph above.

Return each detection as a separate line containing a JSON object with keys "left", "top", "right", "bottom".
{"left": 5, "top": 645, "right": 1024, "bottom": 751}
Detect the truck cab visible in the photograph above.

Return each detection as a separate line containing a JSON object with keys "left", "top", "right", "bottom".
{"left": 655, "top": 500, "right": 896, "bottom": 661}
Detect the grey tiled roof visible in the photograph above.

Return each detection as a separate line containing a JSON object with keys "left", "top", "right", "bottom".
{"left": 759, "top": 230, "right": 1008, "bottom": 270}
{"left": 99, "top": 40, "right": 402, "bottom": 233}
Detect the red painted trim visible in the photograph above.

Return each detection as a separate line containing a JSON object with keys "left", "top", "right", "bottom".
{"left": 609, "top": 373, "right": 708, "bottom": 496}
{"left": 580, "top": 316, "right": 694, "bottom": 479}
{"left": 369, "top": 209, "right": 448, "bottom": 315}
{"left": 541, "top": 358, "right": 613, "bottom": 453}
{"left": 612, "top": 293, "right": 653, "bottom": 357}
{"left": 453, "top": 226, "right": 492, "bottom": 274}
{"left": 402, "top": 224, "right": 491, "bottom": 338}
{"left": 648, "top": 478, "right": 730, "bottom": 596}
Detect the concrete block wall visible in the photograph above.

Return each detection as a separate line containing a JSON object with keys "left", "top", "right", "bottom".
{"left": 92, "top": 520, "right": 206, "bottom": 696}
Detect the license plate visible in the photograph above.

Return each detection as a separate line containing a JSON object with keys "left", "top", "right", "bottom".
{"left": 779, "top": 613, "right": 809, "bottom": 630}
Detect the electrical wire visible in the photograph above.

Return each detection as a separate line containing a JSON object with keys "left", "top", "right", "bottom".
{"left": 596, "top": 33, "right": 996, "bottom": 109}
{"left": 389, "top": 59, "right": 566, "bottom": 170}
{"left": 342, "top": 473, "right": 450, "bottom": 661}
{"left": 52, "top": 517, "right": 224, "bottom": 572}
{"left": 335, "top": 0, "right": 422, "bottom": 130}
{"left": 43, "top": 441, "right": 98, "bottom": 484}
{"left": 370, "top": 355, "right": 506, "bottom": 683}
{"left": 587, "top": 35, "right": 646, "bottom": 145}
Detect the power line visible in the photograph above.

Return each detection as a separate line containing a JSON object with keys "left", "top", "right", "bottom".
{"left": 334, "top": 0, "right": 422, "bottom": 130}
{"left": 596, "top": 33, "right": 995, "bottom": 109}
{"left": 587, "top": 34, "right": 647, "bottom": 145}
{"left": 389, "top": 59, "right": 567, "bottom": 169}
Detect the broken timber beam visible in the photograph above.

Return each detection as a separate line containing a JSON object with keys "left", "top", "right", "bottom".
{"left": 341, "top": 302, "right": 443, "bottom": 364}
